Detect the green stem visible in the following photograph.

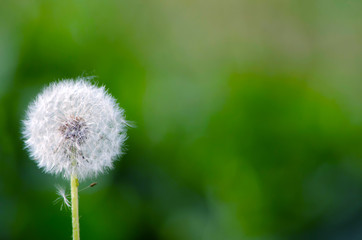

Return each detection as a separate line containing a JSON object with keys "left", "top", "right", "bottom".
{"left": 71, "top": 174, "right": 80, "bottom": 240}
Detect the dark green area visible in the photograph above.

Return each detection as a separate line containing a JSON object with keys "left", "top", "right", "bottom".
{"left": 1, "top": 0, "right": 362, "bottom": 239}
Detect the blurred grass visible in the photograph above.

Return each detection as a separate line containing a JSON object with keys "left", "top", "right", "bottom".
{"left": 1, "top": 0, "right": 362, "bottom": 239}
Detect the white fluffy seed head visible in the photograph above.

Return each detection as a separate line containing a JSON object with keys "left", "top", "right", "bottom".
{"left": 22, "top": 78, "right": 129, "bottom": 181}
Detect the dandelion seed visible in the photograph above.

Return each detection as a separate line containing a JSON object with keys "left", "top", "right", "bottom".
{"left": 54, "top": 186, "right": 71, "bottom": 210}
{"left": 79, "top": 182, "right": 98, "bottom": 192}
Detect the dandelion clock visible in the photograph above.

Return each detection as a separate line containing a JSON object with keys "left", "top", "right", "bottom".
{"left": 22, "top": 78, "right": 129, "bottom": 240}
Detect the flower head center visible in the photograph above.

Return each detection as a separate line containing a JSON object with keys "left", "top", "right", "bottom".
{"left": 59, "top": 117, "right": 89, "bottom": 145}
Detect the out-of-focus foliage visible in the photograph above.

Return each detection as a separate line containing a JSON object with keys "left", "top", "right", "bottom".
{"left": 1, "top": 0, "right": 362, "bottom": 239}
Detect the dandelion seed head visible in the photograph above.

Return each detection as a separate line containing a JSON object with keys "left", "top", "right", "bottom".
{"left": 23, "top": 78, "right": 129, "bottom": 180}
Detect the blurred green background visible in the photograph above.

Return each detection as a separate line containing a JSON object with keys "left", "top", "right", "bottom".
{"left": 1, "top": 0, "right": 362, "bottom": 239}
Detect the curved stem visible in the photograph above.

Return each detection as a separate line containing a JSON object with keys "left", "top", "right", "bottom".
{"left": 71, "top": 174, "right": 80, "bottom": 240}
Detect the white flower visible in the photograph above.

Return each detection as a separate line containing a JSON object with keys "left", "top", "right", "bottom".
{"left": 22, "top": 78, "right": 129, "bottom": 180}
